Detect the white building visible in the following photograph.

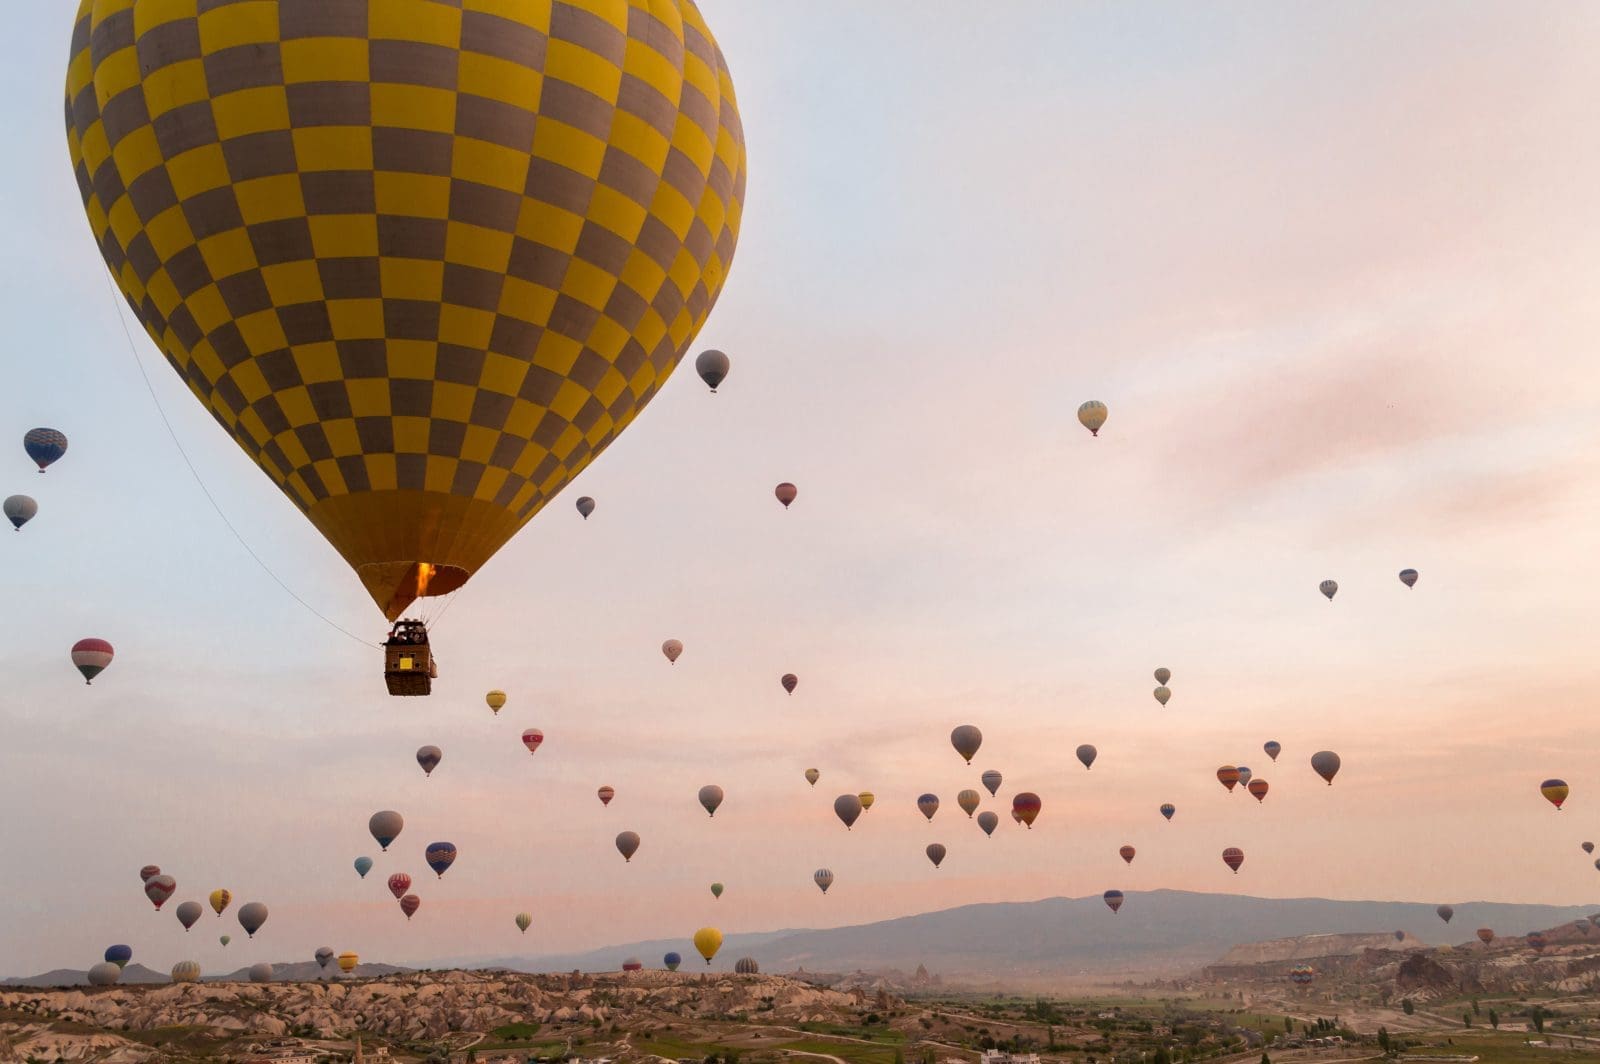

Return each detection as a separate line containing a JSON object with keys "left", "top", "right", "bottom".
{"left": 981, "top": 1051, "right": 1042, "bottom": 1064}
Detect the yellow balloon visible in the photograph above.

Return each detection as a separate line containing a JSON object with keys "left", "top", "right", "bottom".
{"left": 338, "top": 952, "right": 359, "bottom": 973}
{"left": 1078, "top": 400, "right": 1108, "bottom": 436}
{"left": 858, "top": 791, "right": 876, "bottom": 811}
{"left": 486, "top": 690, "right": 507, "bottom": 715}
{"left": 208, "top": 889, "right": 232, "bottom": 917}
{"left": 66, "top": 0, "right": 747, "bottom": 620}
{"left": 693, "top": 926, "right": 723, "bottom": 965}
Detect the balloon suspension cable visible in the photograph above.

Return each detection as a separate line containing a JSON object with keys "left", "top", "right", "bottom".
{"left": 103, "top": 275, "right": 379, "bottom": 649}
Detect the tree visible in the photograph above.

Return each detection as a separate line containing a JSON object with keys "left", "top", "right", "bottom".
{"left": 1402, "top": 1001, "right": 1414, "bottom": 1016}
{"left": 1463, "top": 1014, "right": 1471, "bottom": 1028}
{"left": 1378, "top": 1028, "right": 1390, "bottom": 1054}
{"left": 1532, "top": 1009, "right": 1546, "bottom": 1034}
{"left": 1472, "top": 999, "right": 1481, "bottom": 1016}
{"left": 1260, "top": 1054, "right": 1270, "bottom": 1064}
{"left": 1153, "top": 1047, "right": 1171, "bottom": 1064}
{"left": 1490, "top": 1010, "right": 1500, "bottom": 1030}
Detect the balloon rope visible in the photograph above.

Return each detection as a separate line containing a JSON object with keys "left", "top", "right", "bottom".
{"left": 103, "top": 276, "right": 379, "bottom": 649}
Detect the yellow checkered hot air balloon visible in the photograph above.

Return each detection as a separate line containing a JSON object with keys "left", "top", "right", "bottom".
{"left": 66, "top": 0, "right": 746, "bottom": 622}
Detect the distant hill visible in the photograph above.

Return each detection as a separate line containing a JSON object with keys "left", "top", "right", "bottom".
{"left": 475, "top": 890, "right": 1600, "bottom": 985}
{"left": 2, "top": 961, "right": 407, "bottom": 987}
{"left": 4, "top": 963, "right": 167, "bottom": 987}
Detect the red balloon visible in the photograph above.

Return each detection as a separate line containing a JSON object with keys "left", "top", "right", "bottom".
{"left": 400, "top": 894, "right": 420, "bottom": 920}
{"left": 387, "top": 873, "right": 411, "bottom": 900}
{"left": 1012, "top": 792, "right": 1041, "bottom": 829}
{"left": 598, "top": 786, "right": 615, "bottom": 806}
{"left": 775, "top": 482, "right": 797, "bottom": 508}
{"left": 1222, "top": 847, "right": 1245, "bottom": 873}
{"left": 521, "top": 728, "right": 544, "bottom": 755}
{"left": 1217, "top": 766, "right": 1240, "bottom": 792}
{"left": 781, "top": 673, "right": 798, "bottom": 694}
{"left": 1119, "top": 845, "right": 1135, "bottom": 864}
{"left": 1247, "top": 779, "right": 1269, "bottom": 802}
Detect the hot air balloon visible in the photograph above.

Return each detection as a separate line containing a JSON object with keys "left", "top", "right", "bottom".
{"left": 858, "top": 791, "right": 876, "bottom": 812}
{"left": 1541, "top": 779, "right": 1569, "bottom": 810}
{"left": 1400, "top": 569, "right": 1418, "bottom": 588}
{"left": 1477, "top": 928, "right": 1495, "bottom": 945}
{"left": 426, "top": 842, "right": 457, "bottom": 878}
{"left": 338, "top": 952, "right": 359, "bottom": 973}
{"left": 65, "top": 1, "right": 746, "bottom": 629}
{"left": 71, "top": 638, "right": 113, "bottom": 684}
{"left": 775, "top": 483, "right": 798, "bottom": 508}
{"left": 1217, "top": 766, "right": 1240, "bottom": 792}
{"left": 1247, "top": 779, "right": 1269, "bottom": 802}
{"left": 87, "top": 961, "right": 121, "bottom": 987}
{"left": 622, "top": 957, "right": 643, "bottom": 972}
{"left": 977, "top": 811, "right": 999, "bottom": 837}
{"left": 814, "top": 868, "right": 834, "bottom": 894}
{"left": 1311, "top": 751, "right": 1341, "bottom": 786}
{"left": 1319, "top": 580, "right": 1338, "bottom": 601}
{"left": 926, "top": 843, "right": 946, "bottom": 869}
{"left": 1527, "top": 931, "right": 1547, "bottom": 951}
{"left": 400, "top": 894, "right": 421, "bottom": 920}
{"left": 144, "top": 875, "right": 176, "bottom": 911}
{"left": 521, "top": 729, "right": 544, "bottom": 755}
{"left": 1160, "top": 803, "right": 1175, "bottom": 820}
{"left": 139, "top": 865, "right": 160, "bottom": 883}
{"left": 23, "top": 428, "right": 66, "bottom": 472}
{"left": 1076, "top": 745, "right": 1098, "bottom": 770}
{"left": 516, "top": 912, "right": 532, "bottom": 934}
{"left": 237, "top": 902, "right": 268, "bottom": 939}
{"left": 781, "top": 673, "right": 798, "bottom": 694}
{"left": 1154, "top": 667, "right": 1171, "bottom": 685}
{"left": 1264, "top": 740, "right": 1281, "bottom": 762}
{"left": 696, "top": 350, "right": 730, "bottom": 392}
{"left": 1013, "top": 793, "right": 1041, "bottom": 829}
{"left": 957, "top": 789, "right": 980, "bottom": 817}
{"left": 486, "top": 690, "right": 506, "bottom": 715}
{"left": 1077, "top": 401, "right": 1107, "bottom": 437}
{"left": 804, "top": 769, "right": 819, "bottom": 787}
{"left": 951, "top": 725, "right": 983, "bottom": 764}
{"left": 664, "top": 952, "right": 682, "bottom": 971}
{"left": 369, "top": 811, "right": 403, "bottom": 851}
{"left": 1393, "top": 930, "right": 1405, "bottom": 942}
{"left": 576, "top": 497, "right": 596, "bottom": 520}
{"left": 1289, "top": 965, "right": 1315, "bottom": 986}
{"left": 1222, "top": 847, "right": 1245, "bottom": 874}
{"left": 917, "top": 794, "right": 940, "bottom": 821}
{"left": 981, "top": 770, "right": 1002, "bottom": 796}
{"left": 1584, "top": 842, "right": 1597, "bottom": 854}
{"left": 104, "top": 945, "right": 132, "bottom": 969}
{"left": 1011, "top": 808, "right": 1023, "bottom": 823}
{"left": 249, "top": 963, "right": 274, "bottom": 984}
{"left": 710, "top": 883, "right": 724, "bottom": 899}
{"left": 694, "top": 927, "right": 723, "bottom": 965}
{"left": 1103, "top": 890, "right": 1124, "bottom": 914}
{"left": 1119, "top": 845, "right": 1136, "bottom": 864}
{"left": 1153, "top": 686, "right": 1171, "bottom": 706}
{"left": 388, "top": 873, "right": 412, "bottom": 901}
{"left": 4, "top": 495, "right": 36, "bottom": 531}
{"left": 598, "top": 786, "right": 615, "bottom": 806}
{"left": 175, "top": 900, "right": 203, "bottom": 931}
{"left": 616, "top": 831, "right": 641, "bottom": 862}
{"left": 416, "top": 745, "right": 442, "bottom": 777}
{"left": 1236, "top": 766, "right": 1253, "bottom": 787}
{"left": 208, "top": 889, "right": 231, "bottom": 917}
{"left": 834, "top": 794, "right": 863, "bottom": 830}
{"left": 698, "top": 785, "right": 725, "bottom": 817}
{"left": 1437, "top": 905, "right": 1454, "bottom": 923}
{"left": 354, "top": 857, "right": 373, "bottom": 879}
{"left": 662, "top": 639, "right": 683, "bottom": 664}
{"left": 316, "top": 947, "right": 335, "bottom": 970}
{"left": 220, "top": 935, "right": 230, "bottom": 947}
{"left": 170, "top": 961, "right": 200, "bottom": 984}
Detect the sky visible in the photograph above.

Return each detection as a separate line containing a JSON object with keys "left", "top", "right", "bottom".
{"left": 3, "top": 1, "right": 1600, "bottom": 976}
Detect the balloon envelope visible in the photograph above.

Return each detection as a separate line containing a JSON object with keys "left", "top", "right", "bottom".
{"left": 814, "top": 868, "right": 834, "bottom": 894}
{"left": 369, "top": 811, "right": 403, "bottom": 851}
{"left": 1585, "top": 841, "right": 1595, "bottom": 854}
{"left": 1076, "top": 744, "right": 1097, "bottom": 770}
{"left": 1247, "top": 779, "right": 1269, "bottom": 802}
{"left": 338, "top": 952, "right": 359, "bottom": 973}
{"left": 1400, "top": 568, "right": 1419, "bottom": 587}
{"left": 23, "top": 428, "right": 66, "bottom": 471}
{"left": 662, "top": 639, "right": 683, "bottom": 664}
{"left": 957, "top": 789, "right": 980, "bottom": 817}
{"left": 781, "top": 673, "right": 798, "bottom": 694}
{"left": 1013, "top": 792, "right": 1041, "bottom": 828}
{"left": 1437, "top": 905, "right": 1454, "bottom": 923}
{"left": 175, "top": 900, "right": 203, "bottom": 930}
{"left": 521, "top": 729, "right": 544, "bottom": 755}
{"left": 416, "top": 745, "right": 442, "bottom": 776}
{"left": 926, "top": 843, "right": 946, "bottom": 868}
{"left": 388, "top": 874, "right": 412, "bottom": 901}
{"left": 516, "top": 912, "right": 532, "bottom": 934}
{"left": 1477, "top": 929, "right": 1495, "bottom": 944}
{"left": 977, "top": 811, "right": 999, "bottom": 836}
{"left": 4, "top": 495, "right": 37, "bottom": 530}
{"left": 1119, "top": 845, "right": 1135, "bottom": 864}
{"left": 696, "top": 349, "right": 731, "bottom": 392}
{"left": 315, "top": 947, "right": 335, "bottom": 969}
{"left": 693, "top": 927, "right": 723, "bottom": 964}
{"left": 87, "top": 962, "right": 121, "bottom": 987}
{"left": 981, "top": 770, "right": 1002, "bottom": 796}
{"left": 917, "top": 794, "right": 940, "bottom": 821}
{"left": 144, "top": 875, "right": 176, "bottom": 911}
{"left": 1320, "top": 579, "right": 1339, "bottom": 600}
{"left": 1264, "top": 740, "right": 1281, "bottom": 761}
{"left": 1541, "top": 779, "right": 1569, "bottom": 809}
{"left": 710, "top": 883, "right": 724, "bottom": 898}
{"left": 616, "top": 831, "right": 641, "bottom": 862}
{"left": 576, "top": 497, "right": 595, "bottom": 520}
{"left": 1153, "top": 686, "right": 1171, "bottom": 706}
{"left": 104, "top": 945, "right": 132, "bottom": 969}
{"left": 1236, "top": 766, "right": 1253, "bottom": 787}
{"left": 1154, "top": 667, "right": 1171, "bottom": 685}
{"left": 209, "top": 889, "right": 231, "bottom": 917}
{"left": 1311, "top": 751, "right": 1342, "bottom": 785}
{"left": 139, "top": 865, "right": 160, "bottom": 883}
{"left": 598, "top": 786, "right": 615, "bottom": 806}
{"left": 833, "top": 794, "right": 863, "bottom": 830}
{"left": 170, "top": 961, "right": 200, "bottom": 984}
{"left": 1222, "top": 847, "right": 1245, "bottom": 873}
{"left": 1077, "top": 401, "right": 1107, "bottom": 436}
{"left": 1160, "top": 803, "right": 1176, "bottom": 820}
{"left": 400, "top": 894, "right": 421, "bottom": 920}
{"left": 426, "top": 842, "right": 458, "bottom": 878}
{"left": 664, "top": 952, "right": 682, "bottom": 971}
{"left": 485, "top": 690, "right": 506, "bottom": 715}
{"left": 804, "top": 769, "right": 819, "bottom": 786}
{"left": 1217, "top": 766, "right": 1240, "bottom": 792}
{"left": 71, "top": 638, "right": 113, "bottom": 684}
{"left": 237, "top": 902, "right": 268, "bottom": 938}
{"left": 775, "top": 482, "right": 798, "bottom": 508}
{"left": 951, "top": 725, "right": 983, "bottom": 764}
{"left": 698, "top": 785, "right": 725, "bottom": 816}
{"left": 354, "top": 857, "right": 373, "bottom": 879}
{"left": 249, "top": 963, "right": 274, "bottom": 984}
{"left": 1103, "top": 890, "right": 1124, "bottom": 914}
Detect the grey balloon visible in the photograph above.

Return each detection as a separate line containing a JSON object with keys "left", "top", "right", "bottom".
{"left": 315, "top": 946, "right": 335, "bottom": 969}
{"left": 416, "top": 745, "right": 442, "bottom": 777}
{"left": 1319, "top": 579, "right": 1338, "bottom": 600}
{"left": 1153, "top": 667, "right": 1170, "bottom": 685}
{"left": 977, "top": 810, "right": 999, "bottom": 837}
{"left": 368, "top": 810, "right": 404, "bottom": 851}
{"left": 248, "top": 962, "right": 274, "bottom": 983}
{"left": 926, "top": 843, "right": 947, "bottom": 868}
{"left": 1311, "top": 750, "right": 1342, "bottom": 785}
{"left": 950, "top": 725, "right": 983, "bottom": 764}
{"left": 87, "top": 961, "right": 122, "bottom": 986}
{"left": 1076, "top": 744, "right": 1098, "bottom": 770}
{"left": 695, "top": 349, "right": 730, "bottom": 392}
{"left": 175, "top": 900, "right": 203, "bottom": 930}
{"left": 980, "top": 770, "right": 1002, "bottom": 796}
{"left": 833, "top": 793, "right": 863, "bottom": 830}
{"left": 1399, "top": 568, "right": 1418, "bottom": 588}
{"left": 616, "top": 831, "right": 641, "bottom": 862}
{"left": 576, "top": 496, "right": 596, "bottom": 519}
{"left": 4, "top": 494, "right": 37, "bottom": 530}
{"left": 698, "top": 784, "right": 724, "bottom": 817}
{"left": 171, "top": 961, "right": 200, "bottom": 984}
{"left": 237, "top": 902, "right": 269, "bottom": 938}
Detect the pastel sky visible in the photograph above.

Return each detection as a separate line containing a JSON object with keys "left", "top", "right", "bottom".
{"left": 3, "top": 2, "right": 1600, "bottom": 976}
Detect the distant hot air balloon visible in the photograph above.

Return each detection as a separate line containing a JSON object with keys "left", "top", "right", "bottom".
{"left": 315, "top": 947, "right": 335, "bottom": 970}
{"left": 23, "top": 428, "right": 67, "bottom": 472}
{"left": 694, "top": 927, "right": 723, "bottom": 965}
{"left": 926, "top": 843, "right": 946, "bottom": 869}
{"left": 144, "top": 875, "right": 176, "bottom": 911}
{"left": 814, "top": 868, "right": 834, "bottom": 894}
{"left": 1477, "top": 928, "right": 1495, "bottom": 945}
{"left": 917, "top": 794, "right": 940, "bottom": 821}
{"left": 388, "top": 874, "right": 411, "bottom": 901}
{"left": 1437, "top": 905, "right": 1454, "bottom": 923}
{"left": 1160, "top": 803, "right": 1175, "bottom": 821}
{"left": 1264, "top": 740, "right": 1281, "bottom": 762}
{"left": 4, "top": 495, "right": 37, "bottom": 530}
{"left": 710, "top": 882, "right": 724, "bottom": 899}
{"left": 1076, "top": 745, "right": 1098, "bottom": 770}
{"left": 662, "top": 639, "right": 683, "bottom": 664}
{"left": 1222, "top": 847, "right": 1245, "bottom": 874}
{"left": 426, "top": 842, "right": 457, "bottom": 878}
{"left": 1236, "top": 766, "right": 1253, "bottom": 787}
{"left": 834, "top": 794, "right": 863, "bottom": 830}
{"left": 1289, "top": 965, "right": 1315, "bottom": 986}
{"left": 1119, "top": 845, "right": 1136, "bottom": 864}
{"left": 734, "top": 957, "right": 759, "bottom": 975}
{"left": 208, "top": 889, "right": 231, "bottom": 917}
{"left": 1319, "top": 580, "right": 1338, "bottom": 601}
{"left": 1153, "top": 686, "right": 1171, "bottom": 706}
{"left": 1247, "top": 779, "right": 1269, "bottom": 802}
{"left": 1586, "top": 842, "right": 1596, "bottom": 855}
{"left": 1154, "top": 667, "right": 1171, "bottom": 685}
{"left": 1393, "top": 930, "right": 1405, "bottom": 942}
{"left": 951, "top": 725, "right": 983, "bottom": 764}
{"left": 87, "top": 961, "right": 121, "bottom": 987}
{"left": 804, "top": 768, "right": 820, "bottom": 787}
{"left": 237, "top": 902, "right": 268, "bottom": 939}
{"left": 1011, "top": 808, "right": 1023, "bottom": 824}
{"left": 696, "top": 350, "right": 731, "bottom": 393}
{"left": 139, "top": 865, "right": 160, "bottom": 883}
{"left": 858, "top": 791, "right": 876, "bottom": 811}
{"left": 981, "top": 770, "right": 1002, "bottom": 796}
{"left": 781, "top": 673, "right": 798, "bottom": 694}
{"left": 1542, "top": 779, "right": 1570, "bottom": 810}
{"left": 104, "top": 945, "right": 132, "bottom": 969}
{"left": 338, "top": 952, "right": 359, "bottom": 973}
{"left": 521, "top": 729, "right": 544, "bottom": 755}
{"left": 1527, "top": 931, "right": 1547, "bottom": 951}
{"left": 516, "top": 912, "right": 532, "bottom": 935}
{"left": 1013, "top": 793, "right": 1041, "bottom": 829}
{"left": 354, "top": 857, "right": 373, "bottom": 879}
{"left": 71, "top": 638, "right": 113, "bottom": 684}
{"left": 485, "top": 690, "right": 506, "bottom": 715}
{"left": 598, "top": 786, "right": 615, "bottom": 806}
{"left": 957, "top": 789, "right": 981, "bottom": 817}
{"left": 220, "top": 935, "right": 230, "bottom": 947}
{"left": 664, "top": 952, "right": 682, "bottom": 971}
{"left": 775, "top": 483, "right": 798, "bottom": 508}
{"left": 1077, "top": 401, "right": 1107, "bottom": 437}
{"left": 170, "top": 961, "right": 200, "bottom": 984}
{"left": 249, "top": 962, "right": 274, "bottom": 984}
{"left": 1217, "top": 766, "right": 1240, "bottom": 792}
{"left": 400, "top": 894, "right": 421, "bottom": 920}
{"left": 616, "top": 831, "right": 641, "bottom": 862}
{"left": 1311, "top": 751, "right": 1341, "bottom": 786}
{"left": 576, "top": 497, "right": 596, "bottom": 520}
{"left": 699, "top": 785, "right": 725, "bottom": 817}
{"left": 1104, "top": 890, "right": 1124, "bottom": 914}
{"left": 369, "top": 811, "right": 403, "bottom": 852}
{"left": 1399, "top": 569, "right": 1418, "bottom": 588}
{"left": 977, "top": 811, "right": 999, "bottom": 837}
{"left": 416, "top": 745, "right": 442, "bottom": 777}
